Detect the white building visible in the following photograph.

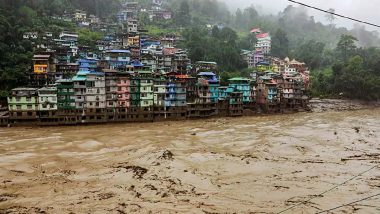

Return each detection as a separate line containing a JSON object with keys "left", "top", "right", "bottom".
{"left": 85, "top": 73, "right": 106, "bottom": 109}
{"left": 255, "top": 33, "right": 271, "bottom": 54}
{"left": 74, "top": 10, "right": 87, "bottom": 21}
{"left": 38, "top": 87, "right": 58, "bottom": 111}
{"left": 128, "top": 19, "right": 138, "bottom": 33}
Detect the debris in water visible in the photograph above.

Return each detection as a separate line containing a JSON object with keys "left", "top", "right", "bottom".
{"left": 353, "top": 127, "right": 360, "bottom": 133}
{"left": 114, "top": 163, "right": 148, "bottom": 179}
{"left": 159, "top": 150, "right": 174, "bottom": 160}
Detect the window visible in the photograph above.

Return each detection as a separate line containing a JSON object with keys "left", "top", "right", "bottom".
{"left": 96, "top": 102, "right": 99, "bottom": 107}
{"left": 50, "top": 104, "right": 54, "bottom": 109}
{"left": 27, "top": 105, "right": 32, "bottom": 110}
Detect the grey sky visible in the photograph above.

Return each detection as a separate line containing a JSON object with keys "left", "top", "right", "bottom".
{"left": 222, "top": 0, "right": 380, "bottom": 32}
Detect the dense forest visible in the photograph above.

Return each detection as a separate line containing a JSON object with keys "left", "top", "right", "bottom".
{"left": 0, "top": 0, "right": 379, "bottom": 100}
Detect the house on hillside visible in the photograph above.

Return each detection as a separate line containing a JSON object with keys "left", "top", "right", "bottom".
{"left": 255, "top": 32, "right": 271, "bottom": 54}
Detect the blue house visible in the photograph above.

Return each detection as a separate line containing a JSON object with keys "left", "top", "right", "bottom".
{"left": 197, "top": 72, "right": 219, "bottom": 103}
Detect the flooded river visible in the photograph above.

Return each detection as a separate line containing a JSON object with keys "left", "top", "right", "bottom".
{"left": 0, "top": 108, "right": 379, "bottom": 213}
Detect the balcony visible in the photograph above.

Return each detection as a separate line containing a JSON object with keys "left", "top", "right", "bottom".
{"left": 57, "top": 85, "right": 73, "bottom": 89}
{"left": 58, "top": 91, "right": 75, "bottom": 96}
{"left": 58, "top": 98, "right": 75, "bottom": 102}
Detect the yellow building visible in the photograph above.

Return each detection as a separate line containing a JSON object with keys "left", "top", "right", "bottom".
{"left": 32, "top": 54, "right": 55, "bottom": 74}
{"left": 128, "top": 35, "right": 140, "bottom": 46}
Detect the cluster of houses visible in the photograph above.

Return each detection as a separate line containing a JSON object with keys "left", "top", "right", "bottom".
{"left": 1, "top": 58, "right": 310, "bottom": 126}
{"left": 0, "top": 3, "right": 311, "bottom": 126}
{"left": 241, "top": 28, "right": 272, "bottom": 69}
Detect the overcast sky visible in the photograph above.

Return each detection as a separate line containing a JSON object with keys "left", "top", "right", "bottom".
{"left": 222, "top": 0, "right": 380, "bottom": 32}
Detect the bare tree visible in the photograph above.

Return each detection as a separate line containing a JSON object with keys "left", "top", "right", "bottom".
{"left": 325, "top": 8, "right": 336, "bottom": 25}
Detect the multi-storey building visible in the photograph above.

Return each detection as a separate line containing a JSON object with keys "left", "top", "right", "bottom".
{"left": 197, "top": 72, "right": 220, "bottom": 103}
{"left": 85, "top": 72, "right": 107, "bottom": 123}
{"left": 73, "top": 71, "right": 88, "bottom": 111}
{"left": 173, "top": 50, "right": 190, "bottom": 74}
{"left": 38, "top": 87, "right": 58, "bottom": 125}
{"left": 78, "top": 59, "right": 97, "bottom": 72}
{"left": 253, "top": 48, "right": 265, "bottom": 67}
{"left": 139, "top": 71, "right": 154, "bottom": 108}
{"left": 127, "top": 19, "right": 138, "bottom": 34}
{"left": 33, "top": 53, "right": 56, "bottom": 74}
{"left": 153, "top": 77, "right": 167, "bottom": 121}
{"left": 228, "top": 77, "right": 251, "bottom": 104}
{"left": 56, "top": 63, "right": 79, "bottom": 80}
{"left": 104, "top": 50, "right": 131, "bottom": 69}
{"left": 105, "top": 70, "right": 118, "bottom": 121}
{"left": 257, "top": 77, "right": 280, "bottom": 113}
{"left": 56, "top": 79, "right": 75, "bottom": 111}
{"left": 255, "top": 33, "right": 271, "bottom": 54}
{"left": 153, "top": 77, "right": 166, "bottom": 107}
{"left": 8, "top": 88, "right": 39, "bottom": 124}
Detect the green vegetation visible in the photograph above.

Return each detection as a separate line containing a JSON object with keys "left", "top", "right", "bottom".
{"left": 181, "top": 26, "right": 247, "bottom": 72}
{"left": 0, "top": 0, "right": 120, "bottom": 100}
{"left": 143, "top": 25, "right": 179, "bottom": 37}
{"left": 310, "top": 35, "right": 380, "bottom": 100}
{"left": 78, "top": 29, "right": 103, "bottom": 49}
{"left": 0, "top": 1, "right": 34, "bottom": 99}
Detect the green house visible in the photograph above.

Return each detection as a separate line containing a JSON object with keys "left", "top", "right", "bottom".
{"left": 228, "top": 77, "right": 251, "bottom": 103}
{"left": 8, "top": 88, "right": 39, "bottom": 112}
{"left": 56, "top": 79, "right": 75, "bottom": 110}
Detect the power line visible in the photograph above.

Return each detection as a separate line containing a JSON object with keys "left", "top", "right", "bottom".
{"left": 316, "top": 193, "right": 380, "bottom": 214}
{"left": 287, "top": 0, "right": 380, "bottom": 28}
{"left": 276, "top": 164, "right": 379, "bottom": 214}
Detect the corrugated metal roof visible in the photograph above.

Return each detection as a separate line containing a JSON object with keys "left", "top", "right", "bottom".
{"left": 198, "top": 72, "right": 216, "bottom": 76}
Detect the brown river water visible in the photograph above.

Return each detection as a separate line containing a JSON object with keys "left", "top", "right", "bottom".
{"left": 0, "top": 108, "right": 379, "bottom": 213}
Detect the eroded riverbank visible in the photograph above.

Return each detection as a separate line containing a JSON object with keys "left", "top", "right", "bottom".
{"left": 0, "top": 108, "right": 379, "bottom": 213}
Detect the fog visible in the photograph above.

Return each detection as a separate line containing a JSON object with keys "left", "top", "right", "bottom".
{"left": 222, "top": 0, "right": 380, "bottom": 32}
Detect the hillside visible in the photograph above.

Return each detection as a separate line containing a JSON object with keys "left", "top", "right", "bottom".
{"left": 0, "top": 0, "right": 379, "bottom": 100}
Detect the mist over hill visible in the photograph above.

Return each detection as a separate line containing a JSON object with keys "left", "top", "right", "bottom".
{"left": 222, "top": 0, "right": 380, "bottom": 32}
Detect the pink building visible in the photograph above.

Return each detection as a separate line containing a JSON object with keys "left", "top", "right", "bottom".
{"left": 117, "top": 76, "right": 131, "bottom": 111}
{"left": 253, "top": 48, "right": 264, "bottom": 67}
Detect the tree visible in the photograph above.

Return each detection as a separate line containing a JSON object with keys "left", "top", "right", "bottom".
{"left": 272, "top": 28, "right": 289, "bottom": 58}
{"left": 295, "top": 40, "right": 325, "bottom": 69}
{"left": 235, "top": 8, "right": 243, "bottom": 27}
{"left": 176, "top": 0, "right": 190, "bottom": 27}
{"left": 336, "top": 34, "right": 358, "bottom": 62}
{"left": 325, "top": 8, "right": 336, "bottom": 25}
{"left": 211, "top": 25, "right": 220, "bottom": 38}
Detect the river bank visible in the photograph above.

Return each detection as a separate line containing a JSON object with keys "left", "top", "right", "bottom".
{"left": 0, "top": 107, "right": 379, "bottom": 213}
{"left": 310, "top": 98, "right": 380, "bottom": 113}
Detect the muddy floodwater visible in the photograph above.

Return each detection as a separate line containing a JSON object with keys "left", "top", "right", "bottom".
{"left": 0, "top": 108, "right": 379, "bottom": 213}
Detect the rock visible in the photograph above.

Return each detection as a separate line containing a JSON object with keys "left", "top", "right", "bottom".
{"left": 353, "top": 127, "right": 360, "bottom": 133}
{"left": 98, "top": 192, "right": 115, "bottom": 200}
{"left": 114, "top": 164, "right": 148, "bottom": 179}
{"left": 159, "top": 150, "right": 174, "bottom": 160}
